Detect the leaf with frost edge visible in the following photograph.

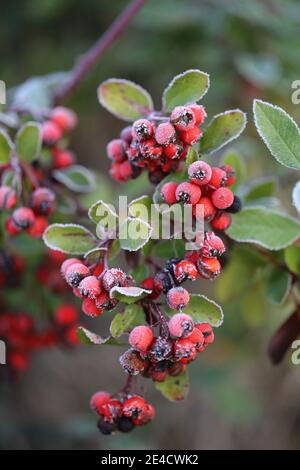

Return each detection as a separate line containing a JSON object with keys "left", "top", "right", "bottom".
{"left": 16, "top": 121, "right": 42, "bottom": 161}
{"left": 110, "top": 286, "right": 152, "bottom": 304}
{"left": 88, "top": 199, "right": 118, "bottom": 224}
{"left": 0, "top": 128, "right": 14, "bottom": 163}
{"left": 52, "top": 165, "right": 96, "bottom": 193}
{"left": 43, "top": 223, "right": 96, "bottom": 254}
{"left": 119, "top": 217, "right": 153, "bottom": 252}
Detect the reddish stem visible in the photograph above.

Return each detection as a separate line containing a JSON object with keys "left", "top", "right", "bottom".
{"left": 54, "top": 0, "right": 147, "bottom": 104}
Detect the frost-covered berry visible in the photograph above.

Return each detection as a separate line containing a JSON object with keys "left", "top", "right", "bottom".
{"left": 167, "top": 287, "right": 190, "bottom": 311}
{"left": 12, "top": 207, "right": 35, "bottom": 229}
{"left": 161, "top": 181, "right": 178, "bottom": 205}
{"left": 155, "top": 122, "right": 176, "bottom": 145}
{"left": 140, "top": 138, "right": 162, "bottom": 160}
{"left": 82, "top": 297, "right": 103, "bottom": 317}
{"left": 51, "top": 107, "right": 77, "bottom": 132}
{"left": 196, "top": 322, "right": 214, "bottom": 344}
{"left": 123, "top": 396, "right": 147, "bottom": 423}
{"left": 180, "top": 126, "right": 202, "bottom": 145}
{"left": 65, "top": 262, "right": 89, "bottom": 287}
{"left": 79, "top": 275, "right": 101, "bottom": 299}
{"left": 129, "top": 325, "right": 154, "bottom": 353}
{"left": 171, "top": 106, "right": 196, "bottom": 131}
{"left": 119, "top": 349, "right": 146, "bottom": 375}
{"left": 174, "top": 260, "right": 198, "bottom": 282}
{"left": 176, "top": 182, "right": 201, "bottom": 205}
{"left": 211, "top": 187, "right": 234, "bottom": 210}
{"left": 132, "top": 119, "right": 154, "bottom": 141}
{"left": 107, "top": 139, "right": 126, "bottom": 162}
{"left": 193, "top": 197, "right": 216, "bottom": 222}
{"left": 31, "top": 187, "right": 56, "bottom": 215}
{"left": 174, "top": 338, "right": 196, "bottom": 364}
{"left": 197, "top": 256, "right": 221, "bottom": 279}
{"left": 61, "top": 258, "right": 82, "bottom": 278}
{"left": 99, "top": 399, "right": 122, "bottom": 423}
{"left": 189, "top": 104, "right": 207, "bottom": 125}
{"left": 90, "top": 391, "right": 111, "bottom": 414}
{"left": 188, "top": 161, "right": 212, "bottom": 186}
{"left": 210, "top": 212, "right": 232, "bottom": 231}
{"left": 201, "top": 231, "right": 225, "bottom": 257}
{"left": 102, "top": 268, "right": 126, "bottom": 291}
{"left": 0, "top": 186, "right": 17, "bottom": 210}
{"left": 168, "top": 313, "right": 194, "bottom": 338}
{"left": 54, "top": 303, "right": 78, "bottom": 326}
{"left": 209, "top": 167, "right": 227, "bottom": 189}
{"left": 148, "top": 337, "right": 173, "bottom": 363}
{"left": 42, "top": 121, "right": 62, "bottom": 145}
{"left": 163, "top": 143, "right": 183, "bottom": 160}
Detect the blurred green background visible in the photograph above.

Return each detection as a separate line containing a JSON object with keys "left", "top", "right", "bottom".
{"left": 1, "top": 0, "right": 300, "bottom": 450}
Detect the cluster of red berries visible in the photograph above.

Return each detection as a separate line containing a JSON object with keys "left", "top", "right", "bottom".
{"left": 106, "top": 103, "right": 206, "bottom": 184}
{"left": 120, "top": 316, "right": 214, "bottom": 382}
{"left": 90, "top": 390, "right": 155, "bottom": 435}
{"left": 161, "top": 160, "right": 242, "bottom": 231}
{"left": 60, "top": 259, "right": 135, "bottom": 317}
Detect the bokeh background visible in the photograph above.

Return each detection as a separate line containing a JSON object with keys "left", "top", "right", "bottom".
{"left": 1, "top": 0, "right": 300, "bottom": 450}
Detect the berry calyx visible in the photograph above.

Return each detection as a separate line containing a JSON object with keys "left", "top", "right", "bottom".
{"left": 132, "top": 119, "right": 154, "bottom": 141}
{"left": 188, "top": 160, "right": 212, "bottom": 186}
{"left": 170, "top": 106, "right": 196, "bottom": 131}
{"left": 197, "top": 257, "right": 221, "bottom": 280}
{"left": 65, "top": 262, "right": 89, "bottom": 287}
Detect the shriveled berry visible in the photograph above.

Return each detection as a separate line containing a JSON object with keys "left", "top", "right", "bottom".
{"left": 225, "top": 195, "right": 242, "bottom": 214}
{"left": 196, "top": 322, "right": 214, "bottom": 344}
{"left": 210, "top": 211, "right": 232, "bottom": 231}
{"left": 212, "top": 187, "right": 234, "bottom": 210}
{"left": 107, "top": 139, "right": 126, "bottom": 162}
{"left": 129, "top": 325, "right": 154, "bottom": 353}
{"left": 171, "top": 106, "right": 196, "bottom": 131}
{"left": 31, "top": 187, "right": 56, "bottom": 215}
{"left": 155, "top": 122, "right": 176, "bottom": 145}
{"left": 90, "top": 391, "right": 111, "bottom": 414}
{"left": 209, "top": 167, "right": 227, "bottom": 189}
{"left": 193, "top": 197, "right": 216, "bottom": 222}
{"left": 174, "top": 338, "right": 196, "bottom": 364}
{"left": 0, "top": 186, "right": 17, "bottom": 209}
{"left": 82, "top": 297, "right": 103, "bottom": 317}
{"left": 180, "top": 126, "right": 202, "bottom": 145}
{"left": 168, "top": 362, "right": 185, "bottom": 377}
{"left": 148, "top": 337, "right": 173, "bottom": 363}
{"left": 12, "top": 207, "right": 35, "bottom": 229}
{"left": 188, "top": 161, "right": 212, "bottom": 186}
{"left": 65, "top": 262, "right": 89, "bottom": 287}
{"left": 189, "top": 104, "right": 207, "bottom": 125}
{"left": 61, "top": 258, "right": 82, "bottom": 278}
{"left": 79, "top": 275, "right": 101, "bottom": 299}
{"left": 168, "top": 313, "right": 194, "bottom": 338}
{"left": 176, "top": 182, "right": 201, "bottom": 205}
{"left": 119, "top": 349, "right": 145, "bottom": 375}
{"left": 201, "top": 231, "right": 225, "bottom": 257}
{"left": 102, "top": 268, "right": 126, "bottom": 291}
{"left": 161, "top": 181, "right": 178, "bottom": 205}
{"left": 174, "top": 260, "right": 198, "bottom": 282}
{"left": 117, "top": 417, "right": 135, "bottom": 433}
{"left": 51, "top": 107, "right": 77, "bottom": 132}
{"left": 154, "top": 269, "right": 174, "bottom": 294}
{"left": 167, "top": 287, "right": 190, "bottom": 311}
{"left": 132, "top": 119, "right": 154, "bottom": 141}
{"left": 197, "top": 256, "right": 221, "bottom": 279}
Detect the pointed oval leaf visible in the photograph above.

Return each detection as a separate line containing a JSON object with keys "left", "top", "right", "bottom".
{"left": 244, "top": 177, "right": 276, "bottom": 202}
{"left": 43, "top": 223, "right": 96, "bottom": 254}
{"left": 253, "top": 99, "right": 300, "bottom": 169}
{"left": 155, "top": 371, "right": 189, "bottom": 402}
{"left": 266, "top": 267, "right": 292, "bottom": 305}
{"left": 88, "top": 199, "right": 118, "bottom": 224}
{"left": 227, "top": 207, "right": 300, "bottom": 250}
{"left": 98, "top": 79, "right": 153, "bottom": 121}
{"left": 0, "top": 129, "right": 13, "bottom": 163}
{"left": 162, "top": 69, "right": 210, "bottom": 112}
{"left": 110, "top": 286, "right": 151, "bottom": 304}
{"left": 284, "top": 245, "right": 300, "bottom": 275}
{"left": 200, "top": 110, "right": 247, "bottom": 155}
{"left": 16, "top": 122, "right": 41, "bottom": 162}
{"left": 175, "top": 294, "right": 223, "bottom": 327}
{"left": 53, "top": 165, "right": 96, "bottom": 193}
{"left": 119, "top": 217, "right": 152, "bottom": 251}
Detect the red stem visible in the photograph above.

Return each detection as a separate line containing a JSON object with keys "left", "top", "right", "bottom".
{"left": 54, "top": 0, "right": 147, "bottom": 104}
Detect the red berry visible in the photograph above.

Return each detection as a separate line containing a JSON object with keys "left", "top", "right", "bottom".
{"left": 123, "top": 396, "right": 147, "bottom": 423}
{"left": 129, "top": 325, "right": 154, "bottom": 353}
{"left": 48, "top": 249, "right": 65, "bottom": 264}
{"left": 82, "top": 297, "right": 103, "bottom": 317}
{"left": 174, "top": 260, "right": 198, "bottom": 282}
{"left": 31, "top": 187, "right": 56, "bottom": 216}
{"left": 140, "top": 277, "right": 160, "bottom": 299}
{"left": 155, "top": 122, "right": 176, "bottom": 145}
{"left": 52, "top": 148, "right": 75, "bottom": 168}
{"left": 90, "top": 391, "right": 111, "bottom": 414}
{"left": 141, "top": 403, "right": 155, "bottom": 424}
{"left": 210, "top": 212, "right": 232, "bottom": 231}
{"left": 189, "top": 104, "right": 207, "bottom": 125}
{"left": 186, "top": 327, "right": 204, "bottom": 351}
{"left": 119, "top": 160, "right": 133, "bottom": 181}
{"left": 102, "top": 268, "right": 126, "bottom": 291}
{"left": 42, "top": 121, "right": 62, "bottom": 145}
{"left": 132, "top": 119, "right": 154, "bottom": 141}
{"left": 120, "top": 126, "right": 133, "bottom": 144}
{"left": 119, "top": 349, "right": 146, "bottom": 375}
{"left": 27, "top": 216, "right": 48, "bottom": 237}
{"left": 173, "top": 338, "right": 196, "bottom": 364}
{"left": 221, "top": 164, "right": 236, "bottom": 186}
{"left": 176, "top": 182, "right": 201, "bottom": 205}
{"left": 65, "top": 262, "right": 89, "bottom": 287}
{"left": 0, "top": 185, "right": 17, "bottom": 209}
{"left": 51, "top": 107, "right": 77, "bottom": 132}
{"left": 209, "top": 167, "right": 227, "bottom": 189}
{"left": 167, "top": 287, "right": 190, "bottom": 311}
{"left": 161, "top": 181, "right": 178, "bottom": 205}
{"left": 168, "top": 313, "right": 194, "bottom": 338}
{"left": 163, "top": 143, "right": 182, "bottom": 160}
{"left": 61, "top": 258, "right": 82, "bottom": 278}
{"left": 79, "top": 275, "right": 101, "bottom": 299}
{"left": 188, "top": 161, "right": 212, "bottom": 186}
{"left": 196, "top": 322, "right": 214, "bottom": 344}
{"left": 107, "top": 139, "right": 126, "bottom": 162}
{"left": 99, "top": 399, "right": 122, "bottom": 423}
{"left": 171, "top": 106, "right": 196, "bottom": 131}
{"left": 95, "top": 290, "right": 116, "bottom": 310}
{"left": 212, "top": 187, "right": 234, "bottom": 210}
{"left": 140, "top": 138, "right": 162, "bottom": 160}
{"left": 12, "top": 207, "right": 35, "bottom": 229}
{"left": 5, "top": 217, "right": 20, "bottom": 235}
{"left": 193, "top": 197, "right": 216, "bottom": 222}
{"left": 54, "top": 303, "right": 78, "bottom": 326}
{"left": 197, "top": 256, "right": 221, "bottom": 279}
{"left": 180, "top": 126, "right": 202, "bottom": 145}
{"left": 201, "top": 231, "right": 225, "bottom": 257}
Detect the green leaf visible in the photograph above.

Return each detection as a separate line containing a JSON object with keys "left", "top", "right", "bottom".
{"left": 221, "top": 149, "right": 245, "bottom": 191}
{"left": 110, "top": 304, "right": 143, "bottom": 338}
{"left": 88, "top": 199, "right": 118, "bottom": 224}
{"left": 53, "top": 165, "right": 96, "bottom": 193}
{"left": 155, "top": 371, "right": 189, "bottom": 402}
{"left": 84, "top": 247, "right": 108, "bottom": 264}
{"left": 110, "top": 286, "right": 151, "bottom": 304}
{"left": 227, "top": 207, "right": 300, "bottom": 250}
{"left": 266, "top": 268, "right": 292, "bottom": 305}
{"left": 162, "top": 69, "right": 210, "bottom": 112}
{"left": 128, "top": 195, "right": 152, "bottom": 220}
{"left": 77, "top": 327, "right": 119, "bottom": 346}
{"left": 43, "top": 223, "right": 96, "bottom": 254}
{"left": 253, "top": 99, "right": 300, "bottom": 170}
{"left": 98, "top": 79, "right": 153, "bottom": 121}
{"left": 119, "top": 217, "right": 152, "bottom": 252}
{"left": 284, "top": 245, "right": 300, "bottom": 275}
{"left": 16, "top": 122, "right": 41, "bottom": 162}
{"left": 177, "top": 294, "right": 223, "bottom": 327}
{"left": 292, "top": 180, "right": 300, "bottom": 214}
{"left": 200, "top": 109, "right": 247, "bottom": 155}
{"left": 244, "top": 177, "right": 276, "bottom": 202}
{"left": 0, "top": 129, "right": 13, "bottom": 163}
{"left": 185, "top": 147, "right": 198, "bottom": 166}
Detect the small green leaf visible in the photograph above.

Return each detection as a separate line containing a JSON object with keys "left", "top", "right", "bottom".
{"left": 162, "top": 69, "right": 210, "bottom": 112}
{"left": 292, "top": 180, "right": 300, "bottom": 214}
{"left": 155, "top": 371, "right": 189, "bottom": 402}
{"left": 110, "top": 286, "right": 151, "bottom": 304}
{"left": 176, "top": 294, "right": 223, "bottom": 327}
{"left": 43, "top": 223, "right": 96, "bottom": 254}
{"left": 253, "top": 99, "right": 300, "bottom": 170}
{"left": 110, "top": 304, "right": 143, "bottom": 338}
{"left": 244, "top": 178, "right": 276, "bottom": 202}
{"left": 119, "top": 217, "right": 152, "bottom": 252}
{"left": 53, "top": 165, "right": 96, "bottom": 193}
{"left": 16, "top": 122, "right": 41, "bottom": 162}
{"left": 84, "top": 247, "right": 108, "bottom": 263}
{"left": 284, "top": 245, "right": 300, "bottom": 275}
{"left": 221, "top": 149, "right": 245, "bottom": 191}
{"left": 227, "top": 207, "right": 300, "bottom": 250}
{"left": 128, "top": 195, "right": 152, "bottom": 220}
{"left": 266, "top": 268, "right": 292, "bottom": 305}
{"left": 77, "top": 327, "right": 119, "bottom": 346}
{"left": 0, "top": 129, "right": 13, "bottom": 163}
{"left": 200, "top": 110, "right": 247, "bottom": 155}
{"left": 98, "top": 79, "right": 153, "bottom": 121}
{"left": 88, "top": 199, "right": 118, "bottom": 224}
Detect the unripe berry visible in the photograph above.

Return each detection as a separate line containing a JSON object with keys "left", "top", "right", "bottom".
{"left": 65, "top": 262, "right": 89, "bottom": 287}
{"left": 79, "top": 275, "right": 101, "bottom": 299}
{"left": 197, "top": 256, "right": 221, "bottom": 279}
{"left": 27, "top": 215, "right": 48, "bottom": 237}
{"left": 189, "top": 104, "right": 207, "bottom": 125}
{"left": 176, "top": 182, "right": 201, "bottom": 205}
{"left": 102, "top": 268, "right": 127, "bottom": 291}
{"left": 117, "top": 417, "right": 135, "bottom": 433}
{"left": 193, "top": 197, "right": 216, "bottom": 222}
{"left": 212, "top": 187, "right": 234, "bottom": 210}
{"left": 163, "top": 143, "right": 183, "bottom": 160}
{"left": 168, "top": 313, "right": 194, "bottom": 338}
{"left": 201, "top": 231, "right": 225, "bottom": 257}
{"left": 42, "top": 121, "right": 62, "bottom": 145}
{"left": 12, "top": 207, "right": 35, "bottom": 229}
{"left": 167, "top": 287, "right": 190, "bottom": 311}
{"left": 209, "top": 167, "right": 227, "bottom": 189}
{"left": 107, "top": 139, "right": 126, "bottom": 162}
{"left": 31, "top": 187, "right": 56, "bottom": 215}
{"left": 174, "top": 338, "right": 197, "bottom": 364}
{"left": 225, "top": 195, "right": 242, "bottom": 214}
{"left": 51, "top": 107, "right": 77, "bottom": 132}
{"left": 210, "top": 212, "right": 232, "bottom": 231}
{"left": 148, "top": 337, "right": 173, "bottom": 363}
{"left": 0, "top": 186, "right": 17, "bottom": 209}
{"left": 174, "top": 260, "right": 198, "bottom": 282}
{"left": 54, "top": 303, "right": 78, "bottom": 326}
{"left": 129, "top": 325, "right": 154, "bottom": 353}
{"left": 52, "top": 148, "right": 75, "bottom": 168}
{"left": 132, "top": 119, "right": 154, "bottom": 141}
{"left": 196, "top": 322, "right": 214, "bottom": 344}
{"left": 90, "top": 391, "right": 111, "bottom": 414}
{"left": 155, "top": 122, "right": 176, "bottom": 145}
{"left": 119, "top": 349, "right": 145, "bottom": 375}
{"left": 161, "top": 181, "right": 178, "bottom": 205}
{"left": 154, "top": 269, "right": 174, "bottom": 294}
{"left": 186, "top": 327, "right": 204, "bottom": 351}
{"left": 188, "top": 161, "right": 212, "bottom": 186}
{"left": 82, "top": 297, "right": 103, "bottom": 317}
{"left": 171, "top": 106, "right": 196, "bottom": 131}
{"left": 180, "top": 126, "right": 202, "bottom": 145}
{"left": 61, "top": 258, "right": 82, "bottom": 278}
{"left": 221, "top": 164, "right": 236, "bottom": 186}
